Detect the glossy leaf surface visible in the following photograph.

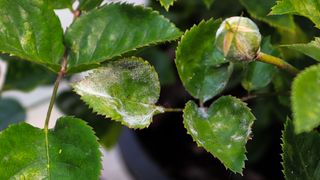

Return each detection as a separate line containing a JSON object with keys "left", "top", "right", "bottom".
{"left": 176, "top": 19, "right": 232, "bottom": 103}
{"left": 0, "top": 0, "right": 64, "bottom": 72}
{"left": 65, "top": 3, "right": 182, "bottom": 73}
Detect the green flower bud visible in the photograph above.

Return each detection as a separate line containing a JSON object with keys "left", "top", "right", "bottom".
{"left": 215, "top": 16, "right": 262, "bottom": 62}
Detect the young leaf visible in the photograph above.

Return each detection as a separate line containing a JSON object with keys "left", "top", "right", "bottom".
{"left": 271, "top": 0, "right": 320, "bottom": 29}
{"left": 2, "top": 56, "right": 55, "bottom": 92}
{"left": 73, "top": 58, "right": 164, "bottom": 129}
{"left": 158, "top": 0, "right": 176, "bottom": 11}
{"left": 78, "top": 0, "right": 103, "bottom": 11}
{"left": 292, "top": 64, "right": 320, "bottom": 133}
{"left": 49, "top": 0, "right": 75, "bottom": 9}
{"left": 241, "top": 37, "right": 278, "bottom": 91}
{"left": 0, "top": 0, "right": 65, "bottom": 72}
{"left": 0, "top": 98, "right": 25, "bottom": 130}
{"left": 183, "top": 96, "right": 255, "bottom": 173}
{"left": 0, "top": 117, "right": 101, "bottom": 179}
{"left": 282, "top": 120, "right": 320, "bottom": 179}
{"left": 65, "top": 3, "right": 182, "bottom": 73}
{"left": 203, "top": 0, "right": 214, "bottom": 8}
{"left": 240, "top": 0, "right": 296, "bottom": 32}
{"left": 176, "top": 19, "right": 232, "bottom": 103}
{"left": 283, "top": 38, "right": 320, "bottom": 62}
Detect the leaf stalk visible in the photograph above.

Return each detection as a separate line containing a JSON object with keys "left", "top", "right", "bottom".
{"left": 256, "top": 52, "right": 299, "bottom": 75}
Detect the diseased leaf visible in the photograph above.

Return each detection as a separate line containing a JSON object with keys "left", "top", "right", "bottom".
{"left": 0, "top": 0, "right": 64, "bottom": 72}
{"left": 0, "top": 98, "right": 25, "bottom": 130}
{"left": 241, "top": 37, "right": 278, "bottom": 91}
{"left": 49, "top": 0, "right": 75, "bottom": 9}
{"left": 78, "top": 0, "right": 103, "bottom": 11}
{"left": 284, "top": 37, "right": 320, "bottom": 62}
{"left": 159, "top": 0, "right": 176, "bottom": 11}
{"left": 73, "top": 58, "right": 164, "bottom": 129}
{"left": 183, "top": 96, "right": 255, "bottom": 173}
{"left": 292, "top": 64, "right": 320, "bottom": 133}
{"left": 65, "top": 3, "right": 182, "bottom": 73}
{"left": 203, "top": 0, "right": 214, "bottom": 8}
{"left": 176, "top": 19, "right": 233, "bottom": 103}
{"left": 282, "top": 120, "right": 320, "bottom": 180}
{"left": 271, "top": 0, "right": 320, "bottom": 29}
{"left": 240, "top": 0, "right": 296, "bottom": 31}
{"left": 2, "top": 56, "right": 55, "bottom": 92}
{"left": 57, "top": 90, "right": 122, "bottom": 150}
{"left": 0, "top": 117, "right": 101, "bottom": 179}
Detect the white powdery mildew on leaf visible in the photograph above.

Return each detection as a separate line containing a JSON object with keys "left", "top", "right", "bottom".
{"left": 73, "top": 57, "right": 163, "bottom": 129}
{"left": 183, "top": 96, "right": 255, "bottom": 173}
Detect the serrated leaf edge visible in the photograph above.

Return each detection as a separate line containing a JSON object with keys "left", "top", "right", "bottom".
{"left": 291, "top": 64, "right": 320, "bottom": 134}
{"left": 159, "top": 0, "right": 176, "bottom": 11}
{"left": 66, "top": 2, "right": 183, "bottom": 73}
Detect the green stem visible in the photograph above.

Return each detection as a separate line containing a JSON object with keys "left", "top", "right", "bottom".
{"left": 43, "top": 56, "right": 67, "bottom": 179}
{"left": 256, "top": 52, "right": 299, "bottom": 75}
{"left": 164, "top": 108, "right": 183, "bottom": 113}
{"left": 44, "top": 57, "right": 67, "bottom": 130}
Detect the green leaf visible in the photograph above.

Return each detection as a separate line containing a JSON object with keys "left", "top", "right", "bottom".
{"left": 78, "top": 0, "right": 103, "bottom": 11}
{"left": 176, "top": 19, "right": 232, "bottom": 103}
{"left": 65, "top": 3, "right": 182, "bottom": 73}
{"left": 56, "top": 90, "right": 122, "bottom": 150}
{"left": 0, "top": 98, "right": 25, "bottom": 130}
{"left": 0, "top": 116, "right": 101, "bottom": 179}
{"left": 240, "top": 0, "right": 296, "bottom": 32}
{"left": 284, "top": 38, "right": 320, "bottom": 62}
{"left": 183, "top": 96, "right": 255, "bottom": 173}
{"left": 241, "top": 37, "right": 278, "bottom": 91}
{"left": 2, "top": 56, "right": 55, "bottom": 92}
{"left": 202, "top": 0, "right": 214, "bottom": 8}
{"left": 282, "top": 120, "right": 320, "bottom": 180}
{"left": 0, "top": 0, "right": 65, "bottom": 72}
{"left": 292, "top": 64, "right": 320, "bottom": 133}
{"left": 49, "top": 0, "right": 75, "bottom": 9}
{"left": 73, "top": 57, "right": 164, "bottom": 129}
{"left": 158, "top": 0, "right": 176, "bottom": 11}
{"left": 271, "top": 0, "right": 320, "bottom": 29}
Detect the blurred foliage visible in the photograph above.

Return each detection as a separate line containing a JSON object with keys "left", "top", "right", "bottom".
{"left": 0, "top": 98, "right": 26, "bottom": 131}
{"left": 1, "top": 55, "right": 55, "bottom": 92}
